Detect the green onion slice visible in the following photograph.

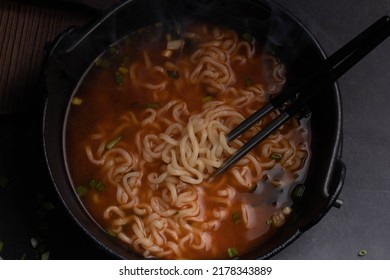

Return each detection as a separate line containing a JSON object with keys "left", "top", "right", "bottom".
{"left": 71, "top": 97, "right": 83, "bottom": 106}
{"left": 76, "top": 186, "right": 89, "bottom": 197}
{"left": 232, "top": 211, "right": 241, "bottom": 224}
{"left": 94, "top": 181, "right": 105, "bottom": 192}
{"left": 146, "top": 103, "right": 160, "bottom": 109}
{"left": 270, "top": 153, "right": 283, "bottom": 161}
{"left": 89, "top": 179, "right": 105, "bottom": 191}
{"left": 108, "top": 46, "right": 119, "bottom": 56}
{"left": 227, "top": 247, "right": 238, "bottom": 258}
{"left": 291, "top": 184, "right": 305, "bottom": 199}
{"left": 201, "top": 95, "right": 213, "bottom": 103}
{"left": 95, "top": 57, "right": 111, "bottom": 68}
{"left": 106, "top": 135, "right": 123, "bottom": 150}
{"left": 115, "top": 72, "right": 124, "bottom": 85}
{"left": 118, "top": 66, "right": 128, "bottom": 74}
{"left": 88, "top": 178, "right": 98, "bottom": 188}
{"left": 106, "top": 229, "right": 116, "bottom": 237}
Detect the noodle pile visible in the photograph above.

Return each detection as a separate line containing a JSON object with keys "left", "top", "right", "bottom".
{"left": 73, "top": 23, "right": 309, "bottom": 259}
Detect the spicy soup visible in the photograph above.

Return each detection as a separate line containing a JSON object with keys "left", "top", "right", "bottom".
{"left": 65, "top": 22, "right": 310, "bottom": 259}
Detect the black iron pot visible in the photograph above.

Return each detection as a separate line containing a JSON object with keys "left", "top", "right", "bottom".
{"left": 42, "top": 0, "right": 346, "bottom": 259}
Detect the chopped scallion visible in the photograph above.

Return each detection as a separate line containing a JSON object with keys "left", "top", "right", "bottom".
{"left": 166, "top": 70, "right": 180, "bottom": 80}
{"left": 88, "top": 179, "right": 105, "bottom": 191}
{"left": 108, "top": 46, "right": 119, "bottom": 56}
{"left": 95, "top": 57, "right": 111, "bottom": 68}
{"left": 106, "top": 229, "right": 116, "bottom": 237}
{"left": 106, "top": 135, "right": 123, "bottom": 150}
{"left": 76, "top": 186, "right": 88, "bottom": 197}
{"left": 227, "top": 247, "right": 238, "bottom": 258}
{"left": 88, "top": 178, "right": 98, "bottom": 188}
{"left": 291, "top": 184, "right": 305, "bottom": 199}
{"left": 71, "top": 97, "right": 83, "bottom": 105}
{"left": 118, "top": 66, "right": 128, "bottom": 74}
{"left": 146, "top": 102, "right": 160, "bottom": 109}
{"left": 270, "top": 153, "right": 283, "bottom": 161}
{"left": 232, "top": 211, "right": 241, "bottom": 224}
{"left": 201, "top": 95, "right": 213, "bottom": 103}
{"left": 266, "top": 218, "right": 273, "bottom": 225}
{"left": 94, "top": 181, "right": 105, "bottom": 192}
{"left": 115, "top": 72, "right": 124, "bottom": 85}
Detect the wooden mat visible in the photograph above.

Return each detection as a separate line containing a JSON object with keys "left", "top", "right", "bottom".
{"left": 0, "top": 0, "right": 91, "bottom": 114}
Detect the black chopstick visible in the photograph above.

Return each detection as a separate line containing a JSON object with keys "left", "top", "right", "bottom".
{"left": 215, "top": 15, "right": 390, "bottom": 176}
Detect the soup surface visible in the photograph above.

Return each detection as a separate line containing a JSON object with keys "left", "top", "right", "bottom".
{"left": 65, "top": 22, "right": 310, "bottom": 259}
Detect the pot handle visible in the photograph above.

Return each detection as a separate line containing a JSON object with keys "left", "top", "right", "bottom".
{"left": 43, "top": 26, "right": 79, "bottom": 60}
{"left": 58, "top": 0, "right": 133, "bottom": 54}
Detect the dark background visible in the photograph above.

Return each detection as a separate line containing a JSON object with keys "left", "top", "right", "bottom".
{"left": 0, "top": 0, "right": 389, "bottom": 259}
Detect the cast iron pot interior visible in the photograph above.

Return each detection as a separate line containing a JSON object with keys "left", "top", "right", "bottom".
{"left": 43, "top": 0, "right": 345, "bottom": 259}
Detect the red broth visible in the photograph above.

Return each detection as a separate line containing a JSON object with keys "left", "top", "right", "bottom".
{"left": 65, "top": 22, "right": 310, "bottom": 259}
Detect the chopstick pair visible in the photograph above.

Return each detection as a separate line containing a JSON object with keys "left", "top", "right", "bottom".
{"left": 215, "top": 15, "right": 390, "bottom": 176}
